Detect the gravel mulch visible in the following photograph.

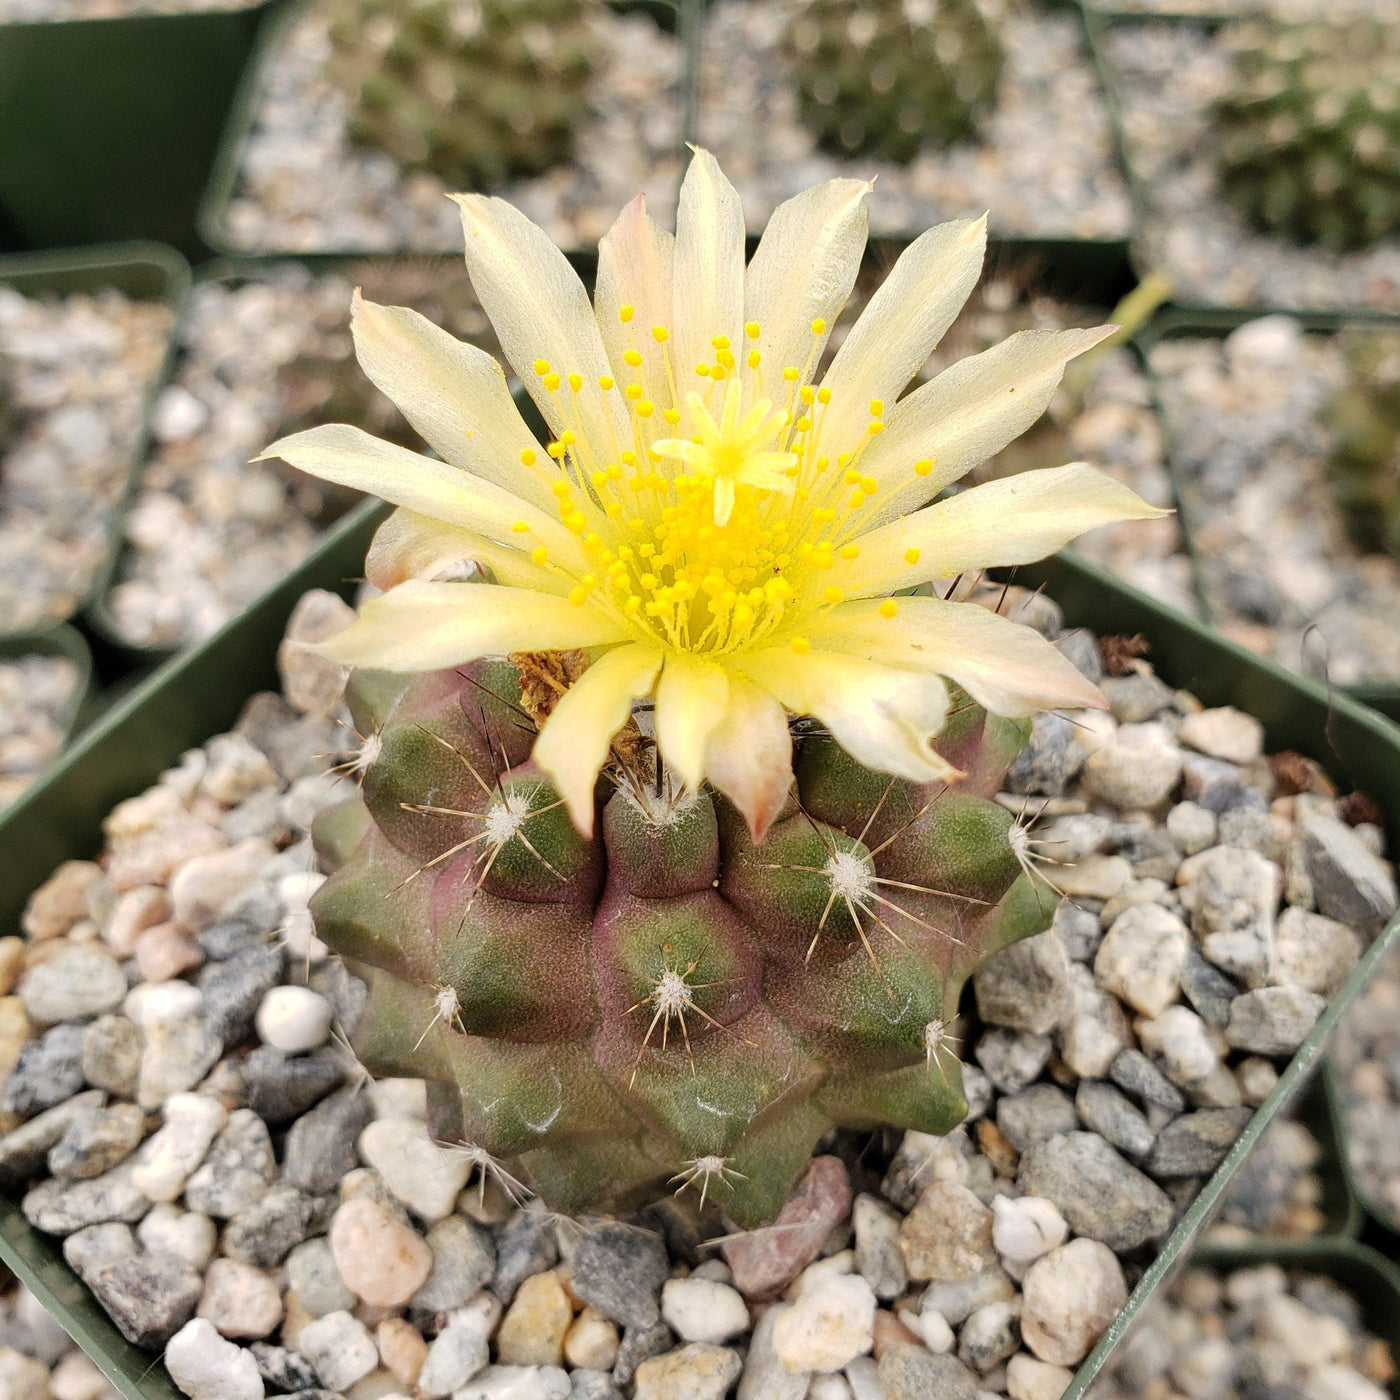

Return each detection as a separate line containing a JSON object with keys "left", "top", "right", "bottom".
{"left": 0, "top": 650, "right": 83, "bottom": 810}
{"left": 0, "top": 0, "right": 254, "bottom": 15}
{"left": 0, "top": 285, "right": 172, "bottom": 635}
{"left": 698, "top": 1, "right": 1130, "bottom": 241}
{"left": 218, "top": 0, "right": 683, "bottom": 254}
{"left": 1087, "top": 1262, "right": 1395, "bottom": 1400}
{"left": 1150, "top": 317, "right": 1400, "bottom": 688}
{"left": 0, "top": 1283, "right": 122, "bottom": 1400}
{"left": 0, "top": 582, "right": 1392, "bottom": 1400}
{"left": 103, "top": 260, "right": 493, "bottom": 652}
{"left": 1104, "top": 17, "right": 1400, "bottom": 313}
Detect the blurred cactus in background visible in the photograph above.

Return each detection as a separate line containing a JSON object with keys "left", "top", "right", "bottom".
{"left": 1326, "top": 331, "right": 1400, "bottom": 560}
{"left": 1214, "top": 18, "right": 1400, "bottom": 253}
{"left": 326, "top": 0, "right": 598, "bottom": 189}
{"left": 783, "top": 0, "right": 1005, "bottom": 164}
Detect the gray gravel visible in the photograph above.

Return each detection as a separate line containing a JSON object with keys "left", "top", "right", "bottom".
{"left": 0, "top": 651, "right": 82, "bottom": 809}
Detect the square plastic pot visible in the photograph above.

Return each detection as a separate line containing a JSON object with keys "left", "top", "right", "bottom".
{"left": 0, "top": 1, "right": 282, "bottom": 258}
{"left": 0, "top": 517, "right": 1397, "bottom": 1396}
{"left": 0, "top": 242, "right": 189, "bottom": 645}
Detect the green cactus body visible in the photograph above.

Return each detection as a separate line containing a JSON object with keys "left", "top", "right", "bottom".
{"left": 311, "top": 648, "right": 1050, "bottom": 1225}
{"left": 1326, "top": 332, "right": 1400, "bottom": 559}
{"left": 783, "top": 0, "right": 1004, "bottom": 164}
{"left": 327, "top": 0, "right": 597, "bottom": 189}
{"left": 1214, "top": 19, "right": 1400, "bottom": 253}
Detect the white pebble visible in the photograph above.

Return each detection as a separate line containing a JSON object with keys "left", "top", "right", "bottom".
{"left": 418, "top": 1324, "right": 489, "bottom": 1398}
{"left": 137, "top": 1204, "right": 217, "bottom": 1270}
{"left": 661, "top": 1276, "right": 750, "bottom": 1344}
{"left": 254, "top": 985, "right": 332, "bottom": 1052}
{"left": 454, "top": 1366, "right": 571, "bottom": 1400}
{"left": 297, "top": 1310, "right": 378, "bottom": 1391}
{"left": 131, "top": 1092, "right": 227, "bottom": 1202}
{"left": 359, "top": 1116, "right": 474, "bottom": 1223}
{"left": 165, "top": 1318, "right": 264, "bottom": 1400}
{"left": 123, "top": 979, "right": 201, "bottom": 1026}
{"left": 1007, "top": 1352, "right": 1075, "bottom": 1400}
{"left": 772, "top": 1275, "right": 876, "bottom": 1372}
{"left": 991, "top": 1195, "right": 1068, "bottom": 1266}
{"left": 912, "top": 1298, "right": 956, "bottom": 1353}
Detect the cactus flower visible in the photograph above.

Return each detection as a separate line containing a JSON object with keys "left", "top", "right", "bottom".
{"left": 264, "top": 150, "right": 1163, "bottom": 841}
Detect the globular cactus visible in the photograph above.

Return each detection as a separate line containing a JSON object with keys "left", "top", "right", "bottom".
{"left": 783, "top": 0, "right": 1004, "bottom": 164}
{"left": 311, "top": 651, "right": 1051, "bottom": 1225}
{"left": 326, "top": 0, "right": 597, "bottom": 190}
{"left": 1325, "top": 331, "right": 1400, "bottom": 560}
{"left": 1214, "top": 18, "right": 1400, "bottom": 253}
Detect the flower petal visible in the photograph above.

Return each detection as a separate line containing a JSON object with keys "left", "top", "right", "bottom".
{"left": 807, "top": 595, "right": 1107, "bottom": 716}
{"left": 596, "top": 194, "right": 676, "bottom": 403}
{"left": 259, "top": 423, "right": 585, "bottom": 567}
{"left": 317, "top": 579, "right": 628, "bottom": 671}
{"left": 818, "top": 215, "right": 987, "bottom": 460}
{"left": 350, "top": 293, "right": 555, "bottom": 511}
{"left": 735, "top": 649, "right": 960, "bottom": 784}
{"left": 829, "top": 462, "right": 1169, "bottom": 598}
{"left": 452, "top": 192, "right": 626, "bottom": 453}
{"left": 534, "top": 643, "right": 663, "bottom": 835}
{"left": 703, "top": 674, "right": 793, "bottom": 842}
{"left": 672, "top": 149, "right": 746, "bottom": 394}
{"left": 655, "top": 652, "right": 730, "bottom": 792}
{"left": 858, "top": 326, "right": 1118, "bottom": 524}
{"left": 365, "top": 508, "right": 568, "bottom": 594}
{"left": 744, "top": 177, "right": 871, "bottom": 394}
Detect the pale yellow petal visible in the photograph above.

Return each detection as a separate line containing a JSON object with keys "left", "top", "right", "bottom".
{"left": 533, "top": 643, "right": 663, "bottom": 835}
{"left": 350, "top": 293, "right": 555, "bottom": 511}
{"left": 829, "top": 462, "right": 1169, "bottom": 598}
{"left": 735, "top": 649, "right": 960, "bottom": 784}
{"left": 595, "top": 194, "right": 676, "bottom": 403}
{"left": 743, "top": 177, "right": 870, "bottom": 392}
{"left": 365, "top": 508, "right": 568, "bottom": 594}
{"left": 317, "top": 579, "right": 628, "bottom": 671}
{"left": 807, "top": 596, "right": 1107, "bottom": 717}
{"left": 655, "top": 652, "right": 730, "bottom": 792}
{"left": 452, "top": 192, "right": 626, "bottom": 453}
{"left": 259, "top": 423, "right": 584, "bottom": 568}
{"left": 858, "top": 326, "right": 1118, "bottom": 524}
{"left": 818, "top": 215, "right": 987, "bottom": 460}
{"left": 672, "top": 149, "right": 746, "bottom": 393}
{"left": 703, "top": 674, "right": 793, "bottom": 842}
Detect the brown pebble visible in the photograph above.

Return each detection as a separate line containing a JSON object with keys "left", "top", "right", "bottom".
{"left": 376, "top": 1316, "right": 427, "bottom": 1388}
{"left": 872, "top": 1309, "right": 922, "bottom": 1358}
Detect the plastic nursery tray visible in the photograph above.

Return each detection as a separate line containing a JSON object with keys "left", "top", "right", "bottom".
{"left": 84, "top": 251, "right": 491, "bottom": 670}
{"left": 1133, "top": 308, "right": 1400, "bottom": 725}
{"left": 196, "top": 0, "right": 706, "bottom": 260}
{"left": 0, "top": 518, "right": 1394, "bottom": 1397}
{"left": 1081, "top": 5, "right": 1400, "bottom": 319}
{"left": 0, "top": 0, "right": 283, "bottom": 259}
{"left": 0, "top": 243, "right": 190, "bottom": 647}
{"left": 0, "top": 624, "right": 95, "bottom": 812}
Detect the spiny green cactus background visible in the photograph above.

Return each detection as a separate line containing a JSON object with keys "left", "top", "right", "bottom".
{"left": 783, "top": 0, "right": 1004, "bottom": 164}
{"left": 310, "top": 647, "right": 1052, "bottom": 1225}
{"left": 1326, "top": 331, "right": 1400, "bottom": 561}
{"left": 1214, "top": 18, "right": 1400, "bottom": 253}
{"left": 326, "top": 0, "right": 597, "bottom": 190}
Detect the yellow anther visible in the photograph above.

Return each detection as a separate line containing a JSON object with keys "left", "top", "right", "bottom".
{"left": 810, "top": 318, "right": 826, "bottom": 335}
{"left": 839, "top": 544, "right": 859, "bottom": 560}
{"left": 547, "top": 441, "right": 567, "bottom": 459}
{"left": 790, "top": 636, "right": 810, "bottom": 655}
{"left": 817, "top": 386, "right": 831, "bottom": 404}
{"left": 868, "top": 421, "right": 884, "bottom": 436}
{"left": 869, "top": 398, "right": 884, "bottom": 417}
{"left": 712, "top": 334, "right": 731, "bottom": 350}
{"left": 624, "top": 348, "right": 643, "bottom": 368}
{"left": 569, "top": 585, "right": 589, "bottom": 606}
{"left": 844, "top": 469, "right": 861, "bottom": 485}
{"left": 663, "top": 408, "right": 680, "bottom": 425}
{"left": 717, "top": 349, "right": 735, "bottom": 368}
{"left": 795, "top": 416, "right": 812, "bottom": 434}
{"left": 636, "top": 401, "right": 654, "bottom": 418}
{"left": 823, "top": 585, "right": 844, "bottom": 604}
{"left": 814, "top": 507, "right": 836, "bottom": 524}
{"left": 511, "top": 521, "right": 530, "bottom": 534}
{"left": 592, "top": 471, "right": 609, "bottom": 491}
{"left": 800, "top": 385, "right": 815, "bottom": 405}
{"left": 533, "top": 358, "right": 550, "bottom": 376}
{"left": 879, "top": 599, "right": 899, "bottom": 619}
{"left": 619, "top": 305, "right": 634, "bottom": 323}
{"left": 520, "top": 448, "right": 537, "bottom": 466}
{"left": 543, "top": 371, "right": 561, "bottom": 391}
{"left": 860, "top": 476, "right": 877, "bottom": 495}
{"left": 711, "top": 364, "right": 726, "bottom": 380}
{"left": 782, "top": 366, "right": 800, "bottom": 382}
{"left": 598, "top": 374, "right": 614, "bottom": 391}
{"left": 747, "top": 350, "right": 761, "bottom": 369}
{"left": 531, "top": 547, "right": 548, "bottom": 565}
{"left": 849, "top": 489, "right": 865, "bottom": 508}
{"left": 745, "top": 321, "right": 761, "bottom": 339}
{"left": 914, "top": 459, "right": 933, "bottom": 476}
{"left": 551, "top": 480, "right": 571, "bottom": 498}
{"left": 652, "top": 325, "right": 669, "bottom": 343}
{"left": 904, "top": 547, "right": 921, "bottom": 565}
{"left": 561, "top": 430, "right": 577, "bottom": 446}
{"left": 622, "top": 450, "right": 638, "bottom": 466}
{"left": 625, "top": 383, "right": 643, "bottom": 401}
{"left": 696, "top": 363, "right": 710, "bottom": 377}
{"left": 568, "top": 373, "right": 583, "bottom": 392}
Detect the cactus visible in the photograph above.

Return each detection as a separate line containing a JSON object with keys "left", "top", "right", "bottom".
{"left": 1325, "top": 331, "right": 1400, "bottom": 559}
{"left": 310, "top": 654, "right": 1051, "bottom": 1225}
{"left": 326, "top": 0, "right": 597, "bottom": 190}
{"left": 783, "top": 0, "right": 1004, "bottom": 164}
{"left": 1213, "top": 18, "right": 1400, "bottom": 253}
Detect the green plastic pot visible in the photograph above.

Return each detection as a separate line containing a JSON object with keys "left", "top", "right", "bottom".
{"left": 0, "top": 1, "right": 282, "bottom": 259}
{"left": 0, "top": 242, "right": 190, "bottom": 646}
{"left": 1, "top": 516, "right": 1398, "bottom": 1395}
{"left": 1132, "top": 308, "right": 1400, "bottom": 725}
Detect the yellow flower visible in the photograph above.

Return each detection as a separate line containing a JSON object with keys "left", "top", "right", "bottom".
{"left": 261, "top": 151, "right": 1165, "bottom": 841}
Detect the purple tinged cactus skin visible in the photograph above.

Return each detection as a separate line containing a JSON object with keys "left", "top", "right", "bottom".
{"left": 311, "top": 659, "right": 1051, "bottom": 1225}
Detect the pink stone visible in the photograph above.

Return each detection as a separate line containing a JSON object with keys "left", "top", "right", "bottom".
{"left": 135, "top": 924, "right": 204, "bottom": 983}
{"left": 723, "top": 1156, "right": 853, "bottom": 1301}
{"left": 329, "top": 1195, "right": 433, "bottom": 1308}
